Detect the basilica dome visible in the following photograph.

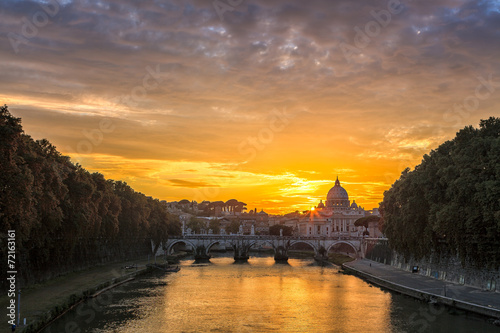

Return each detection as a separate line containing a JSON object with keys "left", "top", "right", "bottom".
{"left": 327, "top": 177, "right": 349, "bottom": 201}
{"left": 326, "top": 177, "right": 350, "bottom": 209}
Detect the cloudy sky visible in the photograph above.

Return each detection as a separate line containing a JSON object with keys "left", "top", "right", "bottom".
{"left": 2, "top": 0, "right": 500, "bottom": 213}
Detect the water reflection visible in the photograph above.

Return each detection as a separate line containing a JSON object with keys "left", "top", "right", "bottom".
{"left": 43, "top": 255, "right": 498, "bottom": 333}
{"left": 160, "top": 256, "right": 392, "bottom": 333}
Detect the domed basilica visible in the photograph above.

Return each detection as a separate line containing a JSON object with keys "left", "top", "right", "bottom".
{"left": 296, "top": 177, "right": 378, "bottom": 237}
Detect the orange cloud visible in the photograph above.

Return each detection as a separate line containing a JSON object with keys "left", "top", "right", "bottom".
{"left": 2, "top": 0, "right": 500, "bottom": 213}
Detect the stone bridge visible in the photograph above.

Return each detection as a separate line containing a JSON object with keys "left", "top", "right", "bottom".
{"left": 161, "top": 235, "right": 368, "bottom": 262}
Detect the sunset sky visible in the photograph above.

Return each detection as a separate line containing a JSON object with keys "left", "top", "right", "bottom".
{"left": 2, "top": 0, "right": 500, "bottom": 213}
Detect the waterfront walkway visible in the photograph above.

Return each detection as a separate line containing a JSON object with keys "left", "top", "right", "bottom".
{"left": 343, "top": 259, "right": 500, "bottom": 319}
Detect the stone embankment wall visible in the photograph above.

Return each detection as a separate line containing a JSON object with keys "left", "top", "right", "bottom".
{"left": 25, "top": 267, "right": 151, "bottom": 333}
{"left": 365, "top": 239, "right": 500, "bottom": 292}
{"left": 13, "top": 240, "right": 152, "bottom": 290}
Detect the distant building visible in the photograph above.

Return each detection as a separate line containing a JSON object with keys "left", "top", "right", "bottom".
{"left": 297, "top": 177, "right": 380, "bottom": 237}
{"left": 171, "top": 178, "right": 382, "bottom": 237}
{"left": 202, "top": 209, "right": 270, "bottom": 235}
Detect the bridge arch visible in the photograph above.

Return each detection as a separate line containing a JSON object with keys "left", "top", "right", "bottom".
{"left": 165, "top": 239, "right": 197, "bottom": 255}
{"left": 326, "top": 241, "right": 358, "bottom": 257}
{"left": 247, "top": 240, "right": 276, "bottom": 251}
{"left": 289, "top": 240, "right": 319, "bottom": 256}
{"left": 206, "top": 241, "right": 222, "bottom": 255}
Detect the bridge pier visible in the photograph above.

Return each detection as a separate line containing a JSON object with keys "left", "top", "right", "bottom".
{"left": 194, "top": 245, "right": 211, "bottom": 261}
{"left": 314, "top": 245, "right": 329, "bottom": 263}
{"left": 234, "top": 252, "right": 249, "bottom": 261}
{"left": 314, "top": 254, "right": 329, "bottom": 263}
{"left": 163, "top": 235, "right": 369, "bottom": 263}
{"left": 232, "top": 240, "right": 251, "bottom": 261}
{"left": 274, "top": 245, "right": 288, "bottom": 262}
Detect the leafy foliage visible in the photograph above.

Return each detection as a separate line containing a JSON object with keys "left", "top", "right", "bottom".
{"left": 208, "top": 219, "right": 220, "bottom": 234}
{"left": 380, "top": 117, "right": 500, "bottom": 268}
{"left": 354, "top": 215, "right": 380, "bottom": 228}
{"left": 226, "top": 219, "right": 240, "bottom": 234}
{"left": 269, "top": 224, "right": 293, "bottom": 236}
{"left": 0, "top": 105, "right": 181, "bottom": 287}
{"left": 186, "top": 216, "right": 206, "bottom": 233}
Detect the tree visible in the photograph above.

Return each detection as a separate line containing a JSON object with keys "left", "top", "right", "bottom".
{"left": 148, "top": 199, "right": 171, "bottom": 255}
{"left": 0, "top": 105, "right": 36, "bottom": 242}
{"left": 187, "top": 216, "right": 206, "bottom": 234}
{"left": 354, "top": 216, "right": 380, "bottom": 236}
{"left": 225, "top": 199, "right": 238, "bottom": 213}
{"left": 209, "top": 201, "right": 225, "bottom": 216}
{"left": 227, "top": 219, "right": 240, "bottom": 234}
{"left": 234, "top": 201, "right": 247, "bottom": 213}
{"left": 380, "top": 117, "right": 500, "bottom": 268}
{"left": 0, "top": 105, "right": 184, "bottom": 288}
{"left": 269, "top": 225, "right": 293, "bottom": 236}
{"left": 208, "top": 219, "right": 220, "bottom": 234}
{"left": 354, "top": 215, "right": 380, "bottom": 229}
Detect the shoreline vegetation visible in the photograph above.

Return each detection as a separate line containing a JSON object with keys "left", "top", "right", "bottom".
{"left": 380, "top": 117, "right": 500, "bottom": 269}
{"left": 0, "top": 105, "right": 182, "bottom": 292}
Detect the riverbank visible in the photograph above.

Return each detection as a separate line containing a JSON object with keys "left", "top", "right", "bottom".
{"left": 343, "top": 259, "right": 500, "bottom": 322}
{"left": 0, "top": 254, "right": 184, "bottom": 333}
{"left": 328, "top": 253, "right": 355, "bottom": 266}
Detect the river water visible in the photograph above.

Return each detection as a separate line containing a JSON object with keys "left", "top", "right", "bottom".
{"left": 42, "top": 254, "right": 498, "bottom": 333}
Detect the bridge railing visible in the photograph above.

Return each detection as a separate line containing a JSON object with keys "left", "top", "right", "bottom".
{"left": 169, "top": 234, "right": 365, "bottom": 241}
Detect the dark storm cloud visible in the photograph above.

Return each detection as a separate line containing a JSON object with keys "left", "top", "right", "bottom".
{"left": 1, "top": 0, "right": 500, "bottom": 163}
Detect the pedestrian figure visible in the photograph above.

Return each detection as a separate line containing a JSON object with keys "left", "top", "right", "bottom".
{"left": 369, "top": 263, "right": 371, "bottom": 267}
{"left": 11, "top": 324, "right": 16, "bottom": 332}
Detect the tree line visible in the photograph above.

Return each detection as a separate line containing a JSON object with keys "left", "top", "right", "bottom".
{"left": 0, "top": 105, "right": 181, "bottom": 288}
{"left": 380, "top": 117, "right": 500, "bottom": 269}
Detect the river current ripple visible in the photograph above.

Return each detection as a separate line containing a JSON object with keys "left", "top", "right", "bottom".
{"left": 43, "top": 255, "right": 498, "bottom": 333}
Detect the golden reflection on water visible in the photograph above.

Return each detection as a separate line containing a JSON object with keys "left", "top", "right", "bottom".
{"left": 118, "top": 256, "right": 393, "bottom": 333}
